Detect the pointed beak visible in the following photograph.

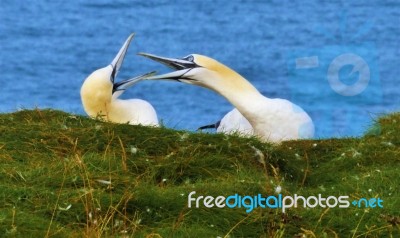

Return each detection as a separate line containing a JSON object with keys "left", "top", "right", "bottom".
{"left": 110, "top": 33, "right": 135, "bottom": 83}
{"left": 138, "top": 53, "right": 198, "bottom": 81}
{"left": 113, "top": 71, "right": 156, "bottom": 93}
{"left": 138, "top": 53, "right": 197, "bottom": 70}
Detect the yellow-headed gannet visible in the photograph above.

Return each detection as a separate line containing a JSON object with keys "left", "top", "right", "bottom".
{"left": 139, "top": 53, "right": 314, "bottom": 142}
{"left": 80, "top": 34, "right": 158, "bottom": 126}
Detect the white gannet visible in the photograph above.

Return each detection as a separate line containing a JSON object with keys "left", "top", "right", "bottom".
{"left": 198, "top": 108, "right": 254, "bottom": 136}
{"left": 80, "top": 34, "right": 158, "bottom": 126}
{"left": 138, "top": 53, "right": 314, "bottom": 143}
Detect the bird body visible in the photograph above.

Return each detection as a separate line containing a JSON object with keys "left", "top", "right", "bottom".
{"left": 105, "top": 98, "right": 158, "bottom": 125}
{"left": 140, "top": 53, "right": 314, "bottom": 142}
{"left": 199, "top": 108, "right": 253, "bottom": 136}
{"left": 218, "top": 108, "right": 253, "bottom": 135}
{"left": 80, "top": 34, "right": 158, "bottom": 126}
{"left": 216, "top": 81, "right": 314, "bottom": 142}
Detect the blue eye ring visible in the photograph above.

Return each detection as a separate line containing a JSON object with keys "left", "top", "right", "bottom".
{"left": 183, "top": 55, "right": 194, "bottom": 62}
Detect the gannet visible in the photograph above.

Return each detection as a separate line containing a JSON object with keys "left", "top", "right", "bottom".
{"left": 80, "top": 34, "right": 158, "bottom": 126}
{"left": 138, "top": 53, "right": 314, "bottom": 142}
{"left": 198, "top": 108, "right": 254, "bottom": 136}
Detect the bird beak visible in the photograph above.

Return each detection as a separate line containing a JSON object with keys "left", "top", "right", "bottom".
{"left": 138, "top": 53, "right": 197, "bottom": 81}
{"left": 113, "top": 71, "right": 156, "bottom": 93}
{"left": 110, "top": 33, "right": 135, "bottom": 83}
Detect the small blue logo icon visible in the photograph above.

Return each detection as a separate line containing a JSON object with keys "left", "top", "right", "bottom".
{"left": 287, "top": 12, "right": 382, "bottom": 138}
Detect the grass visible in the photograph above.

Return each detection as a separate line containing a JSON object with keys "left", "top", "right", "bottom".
{"left": 0, "top": 109, "right": 399, "bottom": 237}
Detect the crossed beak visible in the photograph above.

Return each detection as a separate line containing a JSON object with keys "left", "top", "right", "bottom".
{"left": 109, "top": 34, "right": 156, "bottom": 93}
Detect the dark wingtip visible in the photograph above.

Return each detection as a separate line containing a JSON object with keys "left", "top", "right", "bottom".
{"left": 197, "top": 120, "right": 221, "bottom": 131}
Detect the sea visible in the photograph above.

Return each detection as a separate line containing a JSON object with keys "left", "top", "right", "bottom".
{"left": 1, "top": 0, "right": 399, "bottom": 138}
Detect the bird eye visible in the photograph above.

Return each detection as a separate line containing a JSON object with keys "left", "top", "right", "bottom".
{"left": 182, "top": 55, "right": 194, "bottom": 62}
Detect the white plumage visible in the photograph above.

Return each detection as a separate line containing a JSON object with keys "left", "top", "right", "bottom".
{"left": 217, "top": 108, "right": 253, "bottom": 135}
{"left": 198, "top": 108, "right": 253, "bottom": 136}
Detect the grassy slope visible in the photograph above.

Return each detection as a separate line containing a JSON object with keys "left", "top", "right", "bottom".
{"left": 0, "top": 109, "right": 399, "bottom": 237}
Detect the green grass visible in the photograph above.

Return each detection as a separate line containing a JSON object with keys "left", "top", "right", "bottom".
{"left": 0, "top": 109, "right": 399, "bottom": 237}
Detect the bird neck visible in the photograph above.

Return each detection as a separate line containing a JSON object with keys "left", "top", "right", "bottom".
{"left": 221, "top": 89, "right": 267, "bottom": 118}
{"left": 207, "top": 68, "right": 259, "bottom": 97}
{"left": 81, "top": 88, "right": 113, "bottom": 120}
{"left": 213, "top": 74, "right": 269, "bottom": 129}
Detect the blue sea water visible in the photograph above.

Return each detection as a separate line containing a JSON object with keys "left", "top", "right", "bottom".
{"left": 0, "top": 1, "right": 399, "bottom": 138}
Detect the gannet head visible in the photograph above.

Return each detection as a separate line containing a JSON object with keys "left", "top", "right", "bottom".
{"left": 138, "top": 53, "right": 257, "bottom": 94}
{"left": 80, "top": 34, "right": 154, "bottom": 117}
